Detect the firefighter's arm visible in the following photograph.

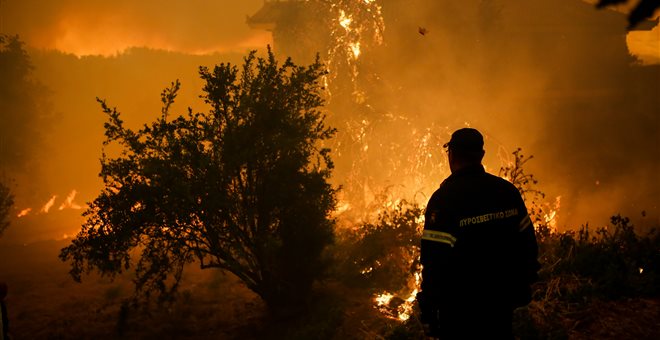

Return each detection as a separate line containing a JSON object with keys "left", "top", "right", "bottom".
{"left": 418, "top": 191, "right": 455, "bottom": 330}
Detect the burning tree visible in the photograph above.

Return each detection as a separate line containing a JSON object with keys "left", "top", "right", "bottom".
{"left": 60, "top": 49, "right": 337, "bottom": 313}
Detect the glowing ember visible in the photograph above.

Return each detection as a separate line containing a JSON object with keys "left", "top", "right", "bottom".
{"left": 360, "top": 266, "right": 374, "bottom": 275}
{"left": 131, "top": 202, "right": 143, "bottom": 212}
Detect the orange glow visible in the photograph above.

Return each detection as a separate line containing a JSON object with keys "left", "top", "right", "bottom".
{"left": 50, "top": 17, "right": 273, "bottom": 57}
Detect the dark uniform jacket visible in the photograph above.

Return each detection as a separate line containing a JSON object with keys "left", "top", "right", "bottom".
{"left": 418, "top": 164, "right": 540, "bottom": 334}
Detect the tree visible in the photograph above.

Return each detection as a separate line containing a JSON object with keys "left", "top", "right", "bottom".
{"left": 60, "top": 48, "right": 337, "bottom": 313}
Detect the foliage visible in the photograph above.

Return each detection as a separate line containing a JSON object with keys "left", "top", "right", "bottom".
{"left": 60, "top": 48, "right": 337, "bottom": 313}
{"left": 0, "top": 179, "right": 13, "bottom": 236}
{"left": 334, "top": 200, "right": 422, "bottom": 293}
{"left": 498, "top": 148, "right": 552, "bottom": 228}
{"left": 537, "top": 215, "right": 659, "bottom": 300}
{"left": 527, "top": 214, "right": 660, "bottom": 337}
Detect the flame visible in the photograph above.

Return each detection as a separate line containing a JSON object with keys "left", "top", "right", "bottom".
{"left": 374, "top": 292, "right": 393, "bottom": 306}
{"left": 16, "top": 190, "right": 86, "bottom": 218}
{"left": 59, "top": 190, "right": 82, "bottom": 210}
{"left": 325, "top": 0, "right": 385, "bottom": 98}
{"left": 373, "top": 260, "right": 422, "bottom": 321}
{"left": 339, "top": 10, "right": 353, "bottom": 30}
{"left": 349, "top": 42, "right": 361, "bottom": 59}
{"left": 542, "top": 196, "right": 561, "bottom": 232}
{"left": 334, "top": 201, "right": 351, "bottom": 215}
{"left": 41, "top": 195, "right": 57, "bottom": 213}
{"left": 17, "top": 208, "right": 32, "bottom": 218}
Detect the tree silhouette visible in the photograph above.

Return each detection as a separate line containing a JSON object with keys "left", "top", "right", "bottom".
{"left": 60, "top": 48, "right": 337, "bottom": 313}
{"left": 596, "top": 0, "right": 660, "bottom": 30}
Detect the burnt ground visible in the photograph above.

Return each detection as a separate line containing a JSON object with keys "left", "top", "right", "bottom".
{"left": 0, "top": 240, "right": 658, "bottom": 339}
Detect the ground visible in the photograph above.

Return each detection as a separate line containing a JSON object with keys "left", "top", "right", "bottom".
{"left": 0, "top": 240, "right": 658, "bottom": 339}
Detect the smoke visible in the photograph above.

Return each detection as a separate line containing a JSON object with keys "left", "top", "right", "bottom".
{"left": 301, "top": 0, "right": 659, "bottom": 228}
{"left": 0, "top": 0, "right": 657, "bottom": 244}
{"left": 1, "top": 0, "right": 269, "bottom": 56}
{"left": 387, "top": 0, "right": 660, "bottom": 228}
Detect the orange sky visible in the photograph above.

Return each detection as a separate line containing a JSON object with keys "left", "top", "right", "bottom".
{"left": 0, "top": 0, "right": 271, "bottom": 56}
{"left": 0, "top": 0, "right": 656, "bottom": 63}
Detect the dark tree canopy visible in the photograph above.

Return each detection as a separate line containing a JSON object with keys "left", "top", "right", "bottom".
{"left": 60, "top": 49, "right": 337, "bottom": 311}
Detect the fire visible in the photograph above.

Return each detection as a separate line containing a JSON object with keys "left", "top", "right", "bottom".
{"left": 339, "top": 10, "right": 353, "bottom": 30}
{"left": 542, "top": 196, "right": 561, "bottom": 232}
{"left": 16, "top": 190, "right": 85, "bottom": 218}
{"left": 41, "top": 195, "right": 57, "bottom": 213}
{"left": 373, "top": 266, "right": 421, "bottom": 321}
{"left": 374, "top": 292, "right": 393, "bottom": 306}
{"left": 325, "top": 0, "right": 385, "bottom": 97}
{"left": 16, "top": 208, "right": 31, "bottom": 218}
{"left": 334, "top": 200, "right": 351, "bottom": 215}
{"left": 349, "top": 41, "right": 361, "bottom": 59}
{"left": 59, "top": 190, "right": 83, "bottom": 210}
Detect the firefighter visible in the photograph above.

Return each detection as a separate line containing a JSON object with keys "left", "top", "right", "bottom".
{"left": 416, "top": 128, "right": 540, "bottom": 339}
